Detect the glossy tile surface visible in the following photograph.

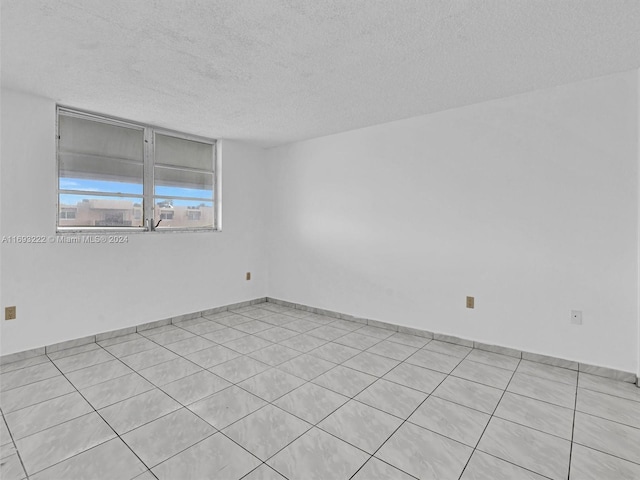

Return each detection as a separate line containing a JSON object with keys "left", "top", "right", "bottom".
{"left": 1, "top": 303, "right": 638, "bottom": 479}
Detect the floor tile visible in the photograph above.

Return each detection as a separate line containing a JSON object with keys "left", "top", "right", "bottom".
{"left": 352, "top": 457, "right": 416, "bottom": 480}
{"left": 261, "top": 313, "right": 297, "bottom": 326}
{"left": 0, "top": 376, "right": 75, "bottom": 413}
{"left": 423, "top": 340, "right": 472, "bottom": 358}
{"left": 65, "top": 360, "right": 132, "bottom": 389}
{"left": 278, "top": 354, "right": 335, "bottom": 381}
{"left": 243, "top": 464, "right": 287, "bottom": 480}
{"left": 0, "top": 362, "right": 60, "bottom": 391}
{"left": 80, "top": 372, "right": 154, "bottom": 410}
{"left": 516, "top": 359, "right": 577, "bottom": 386}
{"left": 30, "top": 438, "right": 147, "bottom": 480}
{"left": 465, "top": 349, "right": 520, "bottom": 370}
{"left": 283, "top": 319, "right": 325, "bottom": 334}
{"left": 224, "top": 404, "right": 311, "bottom": 460}
{"left": 255, "top": 326, "right": 298, "bottom": 343}
{"left": 0, "top": 452, "right": 26, "bottom": 480}
{"left": 460, "top": 450, "right": 547, "bottom": 480}
{"left": 188, "top": 385, "right": 266, "bottom": 429}
{"left": 576, "top": 388, "right": 640, "bottom": 428}
{"left": 152, "top": 433, "right": 260, "bottom": 480}
{"left": 268, "top": 427, "right": 369, "bottom": 480}
{"left": 507, "top": 372, "right": 576, "bottom": 408}
{"left": 409, "top": 395, "right": 490, "bottom": 447}
{"left": 406, "top": 348, "right": 462, "bottom": 374}
{"left": 274, "top": 382, "right": 349, "bottom": 424}
{"left": 386, "top": 332, "right": 430, "bottom": 348}
{"left": 209, "top": 356, "right": 270, "bottom": 383}
{"left": 308, "top": 342, "right": 359, "bottom": 363}
{"left": 354, "top": 325, "right": 395, "bottom": 340}
{"left": 161, "top": 370, "right": 231, "bottom": 405}
{"left": 180, "top": 320, "right": 226, "bottom": 335}
{"left": 1, "top": 419, "right": 10, "bottom": 447}
{"left": 308, "top": 325, "right": 350, "bottom": 342}
{"left": 224, "top": 335, "right": 274, "bottom": 355}
{"left": 569, "top": 443, "right": 640, "bottom": 480}
{"left": 451, "top": 359, "right": 513, "bottom": 389}
{"left": 494, "top": 391, "right": 574, "bottom": 439}
{"left": 0, "top": 355, "right": 50, "bottom": 374}
{"left": 366, "top": 340, "right": 418, "bottom": 361}
{"left": 342, "top": 351, "right": 399, "bottom": 377}
{"left": 5, "top": 392, "right": 93, "bottom": 440}
{"left": 97, "top": 332, "right": 143, "bottom": 348}
{"left": 573, "top": 411, "right": 640, "bottom": 464}
{"left": 145, "top": 329, "right": 195, "bottom": 346}
{"left": 172, "top": 316, "right": 209, "bottom": 328}
{"left": 234, "top": 320, "right": 273, "bottom": 334}
{"left": 318, "top": 399, "right": 402, "bottom": 453}
{"left": 237, "top": 308, "right": 276, "bottom": 320}
{"left": 119, "top": 347, "right": 179, "bottom": 371}
{"left": 312, "top": 365, "right": 377, "bottom": 397}
{"left": 16, "top": 412, "right": 115, "bottom": 476}
{"left": 209, "top": 313, "right": 252, "bottom": 327}
{"left": 279, "top": 333, "right": 327, "bottom": 353}
{"left": 329, "top": 319, "right": 362, "bottom": 332}
{"left": 47, "top": 343, "right": 101, "bottom": 360}
{"left": 383, "top": 363, "right": 446, "bottom": 393}
{"left": 238, "top": 368, "right": 306, "bottom": 402}
{"left": 99, "top": 389, "right": 181, "bottom": 435}
{"left": 51, "top": 349, "right": 115, "bottom": 374}
{"left": 376, "top": 422, "right": 472, "bottom": 480}
{"left": 122, "top": 408, "right": 215, "bottom": 467}
{"left": 433, "top": 376, "right": 503, "bottom": 414}
{"left": 201, "top": 311, "right": 234, "bottom": 321}
{"left": 184, "top": 344, "right": 241, "bottom": 368}
{"left": 202, "top": 326, "right": 248, "bottom": 343}
{"left": 477, "top": 417, "right": 570, "bottom": 480}
{"left": 138, "top": 325, "right": 176, "bottom": 337}
{"left": 163, "top": 336, "right": 215, "bottom": 356}
{"left": 355, "top": 379, "right": 426, "bottom": 419}
{"left": 249, "top": 344, "right": 301, "bottom": 366}
{"left": 334, "top": 332, "right": 381, "bottom": 350}
{"left": 138, "top": 357, "right": 202, "bottom": 386}
{"left": 132, "top": 470, "right": 156, "bottom": 480}
{"left": 103, "top": 338, "right": 157, "bottom": 358}
{"left": 578, "top": 372, "right": 640, "bottom": 403}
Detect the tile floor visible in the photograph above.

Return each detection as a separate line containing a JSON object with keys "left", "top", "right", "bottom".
{"left": 1, "top": 303, "right": 639, "bottom": 479}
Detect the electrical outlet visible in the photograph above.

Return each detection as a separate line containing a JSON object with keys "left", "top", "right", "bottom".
{"left": 466, "top": 296, "right": 474, "bottom": 309}
{"left": 5, "top": 306, "right": 16, "bottom": 320}
{"left": 246, "top": 272, "right": 251, "bottom": 281}
{"left": 571, "top": 310, "right": 582, "bottom": 325}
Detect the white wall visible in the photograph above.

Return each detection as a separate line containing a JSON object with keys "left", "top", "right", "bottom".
{"left": 0, "top": 89, "right": 268, "bottom": 355}
{"left": 267, "top": 71, "right": 639, "bottom": 373}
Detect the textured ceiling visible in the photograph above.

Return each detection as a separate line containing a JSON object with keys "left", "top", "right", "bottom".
{"left": 2, "top": 0, "right": 640, "bottom": 147}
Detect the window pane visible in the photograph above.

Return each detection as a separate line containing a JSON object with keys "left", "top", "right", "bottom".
{"left": 155, "top": 134, "right": 213, "bottom": 170}
{"left": 154, "top": 166, "right": 213, "bottom": 199}
{"left": 153, "top": 199, "right": 213, "bottom": 229}
{"left": 58, "top": 194, "right": 144, "bottom": 228}
{"left": 59, "top": 114, "right": 143, "bottom": 162}
{"left": 59, "top": 154, "right": 143, "bottom": 195}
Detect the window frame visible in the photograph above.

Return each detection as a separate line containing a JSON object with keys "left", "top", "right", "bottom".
{"left": 56, "top": 106, "right": 220, "bottom": 234}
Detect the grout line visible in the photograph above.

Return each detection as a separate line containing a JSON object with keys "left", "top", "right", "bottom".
{"left": 567, "top": 374, "right": 579, "bottom": 479}
{"left": 1, "top": 410, "right": 30, "bottom": 480}
{"left": 456, "top": 356, "right": 522, "bottom": 479}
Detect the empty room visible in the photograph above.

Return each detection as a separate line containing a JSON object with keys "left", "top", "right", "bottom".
{"left": 1, "top": 1, "right": 639, "bottom": 479}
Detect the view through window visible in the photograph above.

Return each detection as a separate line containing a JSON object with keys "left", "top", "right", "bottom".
{"left": 57, "top": 108, "right": 217, "bottom": 231}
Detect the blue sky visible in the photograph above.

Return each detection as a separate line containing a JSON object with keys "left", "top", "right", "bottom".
{"left": 59, "top": 178, "right": 213, "bottom": 206}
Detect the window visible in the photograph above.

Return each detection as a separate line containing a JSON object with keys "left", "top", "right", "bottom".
{"left": 57, "top": 107, "right": 218, "bottom": 232}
